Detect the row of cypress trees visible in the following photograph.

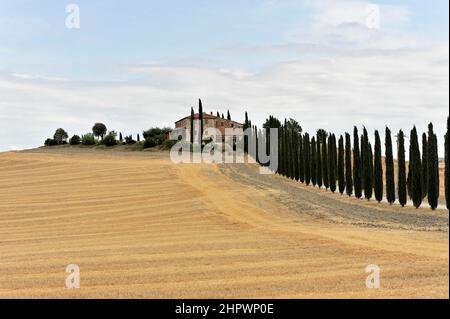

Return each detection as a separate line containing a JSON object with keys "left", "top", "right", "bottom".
{"left": 269, "top": 117, "right": 447, "bottom": 210}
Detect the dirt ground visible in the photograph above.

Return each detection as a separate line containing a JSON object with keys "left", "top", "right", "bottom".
{"left": 0, "top": 148, "right": 448, "bottom": 298}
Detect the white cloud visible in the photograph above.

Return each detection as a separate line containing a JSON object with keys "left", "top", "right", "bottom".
{"left": 0, "top": 44, "right": 448, "bottom": 155}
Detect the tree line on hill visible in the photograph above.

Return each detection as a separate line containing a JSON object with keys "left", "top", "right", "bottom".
{"left": 44, "top": 123, "right": 175, "bottom": 149}
{"left": 254, "top": 115, "right": 449, "bottom": 211}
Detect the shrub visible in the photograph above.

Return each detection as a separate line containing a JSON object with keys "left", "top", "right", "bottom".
{"left": 69, "top": 135, "right": 81, "bottom": 145}
{"left": 44, "top": 138, "right": 58, "bottom": 146}
{"left": 144, "top": 137, "right": 157, "bottom": 148}
{"left": 125, "top": 135, "right": 136, "bottom": 145}
{"left": 81, "top": 133, "right": 96, "bottom": 145}
{"left": 102, "top": 131, "right": 117, "bottom": 147}
{"left": 161, "top": 139, "right": 177, "bottom": 150}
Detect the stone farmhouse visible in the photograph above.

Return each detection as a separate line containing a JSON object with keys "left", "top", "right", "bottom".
{"left": 174, "top": 112, "right": 244, "bottom": 142}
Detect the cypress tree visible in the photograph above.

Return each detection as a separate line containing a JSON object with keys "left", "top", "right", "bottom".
{"left": 316, "top": 137, "right": 322, "bottom": 188}
{"left": 190, "top": 107, "right": 195, "bottom": 144}
{"left": 295, "top": 131, "right": 300, "bottom": 180}
{"left": 217, "top": 111, "right": 220, "bottom": 117}
{"left": 363, "top": 128, "right": 373, "bottom": 200}
{"left": 446, "top": 117, "right": 449, "bottom": 210}
{"left": 119, "top": 132, "right": 123, "bottom": 142}
{"left": 322, "top": 135, "right": 329, "bottom": 190}
{"left": 284, "top": 123, "right": 289, "bottom": 178}
{"left": 361, "top": 134, "right": 365, "bottom": 190}
{"left": 421, "top": 133, "right": 428, "bottom": 199}
{"left": 304, "top": 133, "right": 311, "bottom": 185}
{"left": 410, "top": 126, "right": 422, "bottom": 208}
{"left": 338, "top": 135, "right": 345, "bottom": 194}
{"left": 353, "top": 127, "right": 362, "bottom": 198}
{"left": 199, "top": 99, "right": 203, "bottom": 145}
{"left": 311, "top": 137, "right": 317, "bottom": 186}
{"left": 289, "top": 129, "right": 295, "bottom": 179}
{"left": 374, "top": 130, "right": 383, "bottom": 202}
{"left": 385, "top": 127, "right": 395, "bottom": 204}
{"left": 329, "top": 134, "right": 337, "bottom": 193}
{"left": 227, "top": 110, "right": 231, "bottom": 120}
{"left": 290, "top": 128, "right": 296, "bottom": 180}
{"left": 397, "top": 130, "right": 407, "bottom": 207}
{"left": 277, "top": 126, "right": 283, "bottom": 175}
{"left": 427, "top": 123, "right": 439, "bottom": 210}
{"left": 244, "top": 111, "right": 249, "bottom": 153}
{"left": 292, "top": 131, "right": 299, "bottom": 181}
{"left": 299, "top": 133, "right": 304, "bottom": 182}
{"left": 345, "top": 133, "right": 353, "bottom": 196}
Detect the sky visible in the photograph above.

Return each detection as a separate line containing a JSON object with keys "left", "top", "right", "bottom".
{"left": 0, "top": 0, "right": 448, "bottom": 154}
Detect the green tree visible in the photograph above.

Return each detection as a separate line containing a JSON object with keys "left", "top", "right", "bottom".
{"left": 92, "top": 123, "right": 107, "bottom": 140}
{"left": 410, "top": 126, "right": 422, "bottom": 208}
{"left": 293, "top": 130, "right": 300, "bottom": 181}
{"left": 329, "top": 134, "right": 337, "bottom": 193}
{"left": 427, "top": 123, "right": 439, "bottom": 210}
{"left": 299, "top": 133, "right": 304, "bottom": 182}
{"left": 316, "top": 136, "right": 322, "bottom": 188}
{"left": 69, "top": 135, "right": 81, "bottom": 145}
{"left": 81, "top": 133, "right": 96, "bottom": 145}
{"left": 353, "top": 127, "right": 362, "bottom": 199}
{"left": 322, "top": 135, "right": 329, "bottom": 190}
{"left": 190, "top": 107, "right": 195, "bottom": 144}
{"left": 119, "top": 132, "right": 123, "bottom": 142}
{"left": 304, "top": 133, "right": 311, "bottom": 185}
{"left": 421, "top": 133, "right": 428, "bottom": 199}
{"left": 227, "top": 110, "right": 231, "bottom": 120}
{"left": 345, "top": 133, "right": 353, "bottom": 196}
{"left": 363, "top": 127, "right": 373, "bottom": 200}
{"left": 103, "top": 131, "right": 117, "bottom": 146}
{"left": 397, "top": 130, "right": 407, "bottom": 207}
{"left": 385, "top": 127, "right": 395, "bottom": 204}
{"left": 374, "top": 130, "right": 383, "bottom": 202}
{"left": 53, "top": 128, "right": 68, "bottom": 144}
{"left": 338, "top": 135, "right": 345, "bottom": 194}
{"left": 311, "top": 137, "right": 317, "bottom": 186}
{"left": 446, "top": 117, "right": 449, "bottom": 210}
{"left": 198, "top": 99, "right": 203, "bottom": 144}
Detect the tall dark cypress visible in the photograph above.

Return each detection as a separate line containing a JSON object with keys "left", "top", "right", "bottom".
{"left": 283, "top": 122, "right": 289, "bottom": 177}
{"left": 304, "top": 133, "right": 311, "bottom": 185}
{"left": 353, "top": 127, "right": 362, "bottom": 198}
{"left": 289, "top": 129, "right": 296, "bottom": 179}
{"left": 446, "top": 117, "right": 449, "bottom": 210}
{"left": 361, "top": 134, "right": 365, "bottom": 190}
{"left": 397, "top": 130, "right": 407, "bottom": 207}
{"left": 198, "top": 99, "right": 203, "bottom": 145}
{"left": 278, "top": 126, "right": 283, "bottom": 175}
{"left": 345, "top": 133, "right": 353, "bottom": 196}
{"left": 299, "top": 133, "right": 304, "bottom": 182}
{"left": 227, "top": 110, "right": 231, "bottom": 120}
{"left": 244, "top": 111, "right": 249, "bottom": 153}
{"left": 316, "top": 136, "right": 322, "bottom": 188}
{"left": 421, "top": 133, "right": 428, "bottom": 199}
{"left": 311, "top": 137, "right": 317, "bottom": 186}
{"left": 363, "top": 128, "right": 373, "bottom": 200}
{"left": 293, "top": 130, "right": 299, "bottom": 180}
{"left": 410, "top": 126, "right": 422, "bottom": 208}
{"left": 322, "top": 135, "right": 329, "bottom": 190}
{"left": 385, "top": 127, "right": 395, "bottom": 204}
{"left": 329, "top": 134, "right": 337, "bottom": 193}
{"left": 190, "top": 107, "right": 194, "bottom": 144}
{"left": 338, "top": 135, "right": 345, "bottom": 194}
{"left": 427, "top": 123, "right": 439, "bottom": 210}
{"left": 374, "top": 130, "right": 383, "bottom": 202}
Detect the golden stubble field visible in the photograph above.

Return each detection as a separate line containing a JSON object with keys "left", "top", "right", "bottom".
{"left": 0, "top": 148, "right": 448, "bottom": 298}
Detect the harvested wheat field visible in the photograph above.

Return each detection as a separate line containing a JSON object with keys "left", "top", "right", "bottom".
{"left": 0, "top": 148, "right": 448, "bottom": 298}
